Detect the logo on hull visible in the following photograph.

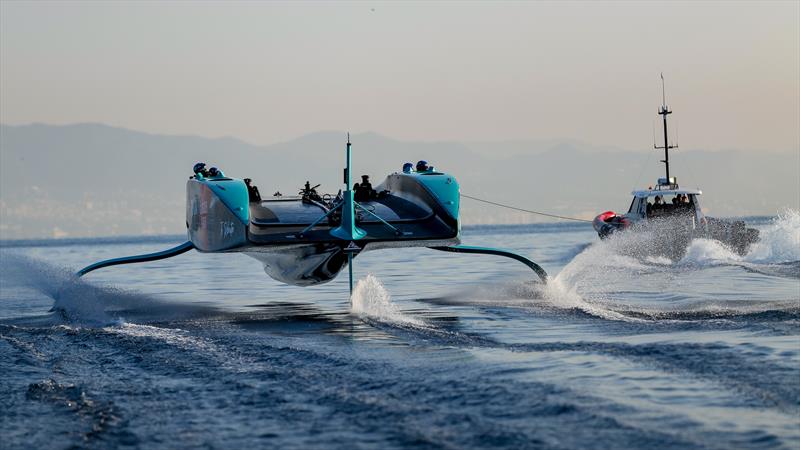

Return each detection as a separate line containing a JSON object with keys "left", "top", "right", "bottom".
{"left": 343, "top": 241, "right": 361, "bottom": 253}
{"left": 220, "top": 221, "right": 236, "bottom": 238}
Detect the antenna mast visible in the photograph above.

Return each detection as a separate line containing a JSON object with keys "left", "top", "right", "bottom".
{"left": 654, "top": 73, "right": 677, "bottom": 184}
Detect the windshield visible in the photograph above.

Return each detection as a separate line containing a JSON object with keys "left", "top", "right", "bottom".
{"left": 644, "top": 193, "right": 695, "bottom": 218}
{"left": 628, "top": 197, "right": 645, "bottom": 216}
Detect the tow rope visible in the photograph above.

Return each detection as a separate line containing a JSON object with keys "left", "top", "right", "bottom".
{"left": 461, "top": 194, "right": 593, "bottom": 223}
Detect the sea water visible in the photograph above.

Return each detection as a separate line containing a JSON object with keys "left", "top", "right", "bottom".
{"left": 1, "top": 212, "right": 798, "bottom": 449}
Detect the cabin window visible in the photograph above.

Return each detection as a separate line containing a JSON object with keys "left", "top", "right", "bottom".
{"left": 645, "top": 193, "right": 694, "bottom": 218}
{"left": 628, "top": 197, "right": 646, "bottom": 216}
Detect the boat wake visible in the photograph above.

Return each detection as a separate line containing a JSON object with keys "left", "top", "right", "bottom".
{"left": 743, "top": 209, "right": 800, "bottom": 263}
{"left": 674, "top": 210, "right": 800, "bottom": 278}
{"left": 679, "top": 210, "right": 798, "bottom": 264}
{"left": 0, "top": 253, "right": 111, "bottom": 326}
{"left": 0, "top": 253, "right": 220, "bottom": 328}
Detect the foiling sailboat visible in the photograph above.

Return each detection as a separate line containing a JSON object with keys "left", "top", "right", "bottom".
{"left": 76, "top": 136, "right": 548, "bottom": 298}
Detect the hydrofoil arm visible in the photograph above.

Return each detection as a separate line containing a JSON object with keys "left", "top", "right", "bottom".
{"left": 77, "top": 241, "right": 195, "bottom": 277}
{"left": 431, "top": 245, "right": 548, "bottom": 283}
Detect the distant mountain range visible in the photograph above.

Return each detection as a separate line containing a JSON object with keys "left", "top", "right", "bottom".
{"left": 1, "top": 123, "right": 797, "bottom": 239}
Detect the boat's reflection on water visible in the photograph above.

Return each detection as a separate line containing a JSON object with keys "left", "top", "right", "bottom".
{"left": 238, "top": 300, "right": 463, "bottom": 343}
{"left": 232, "top": 301, "right": 368, "bottom": 337}
{"left": 103, "top": 298, "right": 463, "bottom": 344}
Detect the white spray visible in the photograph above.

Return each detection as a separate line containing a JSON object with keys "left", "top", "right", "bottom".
{"left": 350, "top": 274, "right": 425, "bottom": 326}
{"left": 679, "top": 209, "right": 800, "bottom": 266}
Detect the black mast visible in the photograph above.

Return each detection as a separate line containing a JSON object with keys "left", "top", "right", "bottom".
{"left": 655, "top": 73, "right": 677, "bottom": 184}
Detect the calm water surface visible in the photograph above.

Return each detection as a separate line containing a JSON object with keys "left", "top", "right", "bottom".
{"left": 1, "top": 213, "right": 798, "bottom": 449}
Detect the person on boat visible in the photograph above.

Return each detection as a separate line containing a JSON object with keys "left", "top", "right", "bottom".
{"left": 300, "top": 181, "right": 322, "bottom": 203}
{"left": 416, "top": 160, "right": 429, "bottom": 172}
{"left": 354, "top": 175, "right": 374, "bottom": 201}
{"left": 649, "top": 196, "right": 665, "bottom": 216}
{"left": 402, "top": 162, "right": 414, "bottom": 173}
{"left": 193, "top": 162, "right": 210, "bottom": 179}
{"left": 653, "top": 196, "right": 663, "bottom": 209}
{"left": 244, "top": 178, "right": 262, "bottom": 202}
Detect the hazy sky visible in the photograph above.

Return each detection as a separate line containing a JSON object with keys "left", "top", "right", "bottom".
{"left": 1, "top": 1, "right": 798, "bottom": 152}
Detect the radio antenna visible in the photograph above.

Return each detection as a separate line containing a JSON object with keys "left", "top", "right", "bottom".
{"left": 654, "top": 73, "right": 677, "bottom": 184}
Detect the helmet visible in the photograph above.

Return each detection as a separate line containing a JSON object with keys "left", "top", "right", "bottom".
{"left": 193, "top": 162, "right": 206, "bottom": 174}
{"left": 416, "top": 160, "right": 429, "bottom": 172}
{"left": 402, "top": 162, "right": 414, "bottom": 173}
{"left": 208, "top": 167, "right": 220, "bottom": 177}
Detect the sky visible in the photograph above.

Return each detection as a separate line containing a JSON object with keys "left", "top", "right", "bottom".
{"left": 1, "top": 1, "right": 798, "bottom": 153}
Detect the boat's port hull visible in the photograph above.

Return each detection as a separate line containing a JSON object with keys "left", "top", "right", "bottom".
{"left": 187, "top": 178, "right": 249, "bottom": 252}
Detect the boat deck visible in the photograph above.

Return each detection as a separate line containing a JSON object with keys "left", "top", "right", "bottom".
{"left": 247, "top": 194, "right": 456, "bottom": 246}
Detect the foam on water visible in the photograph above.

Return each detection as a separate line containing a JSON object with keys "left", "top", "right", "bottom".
{"left": 543, "top": 244, "right": 644, "bottom": 322}
{"left": 678, "top": 238, "right": 741, "bottom": 266}
{"left": 351, "top": 274, "right": 426, "bottom": 327}
{"left": 744, "top": 209, "right": 800, "bottom": 264}
{"left": 537, "top": 224, "right": 678, "bottom": 322}
{"left": 107, "top": 323, "right": 203, "bottom": 347}
{"left": 677, "top": 210, "right": 800, "bottom": 270}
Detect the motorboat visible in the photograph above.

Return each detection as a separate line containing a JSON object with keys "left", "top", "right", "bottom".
{"left": 593, "top": 77, "right": 759, "bottom": 258}
{"left": 77, "top": 136, "right": 548, "bottom": 296}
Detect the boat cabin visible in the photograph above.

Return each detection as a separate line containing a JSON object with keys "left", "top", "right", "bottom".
{"left": 626, "top": 177, "right": 704, "bottom": 223}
